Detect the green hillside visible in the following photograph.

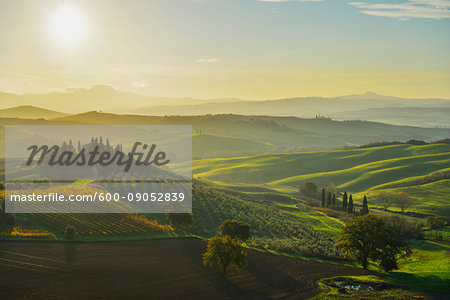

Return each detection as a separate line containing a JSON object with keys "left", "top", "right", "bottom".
{"left": 355, "top": 179, "right": 450, "bottom": 217}
{"left": 1, "top": 111, "right": 449, "bottom": 157}
{"left": 271, "top": 152, "right": 450, "bottom": 192}
{"left": 1, "top": 180, "right": 344, "bottom": 259}
{"left": 191, "top": 144, "right": 450, "bottom": 190}
{"left": 192, "top": 134, "right": 277, "bottom": 158}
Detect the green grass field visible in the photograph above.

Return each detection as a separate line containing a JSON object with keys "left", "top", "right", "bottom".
{"left": 355, "top": 179, "right": 450, "bottom": 217}
{"left": 189, "top": 144, "right": 450, "bottom": 218}
{"left": 190, "top": 144, "right": 450, "bottom": 189}
{"left": 192, "top": 133, "right": 277, "bottom": 158}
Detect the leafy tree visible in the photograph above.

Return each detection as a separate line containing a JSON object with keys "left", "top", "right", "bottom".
{"left": 336, "top": 214, "right": 383, "bottom": 269}
{"left": 425, "top": 216, "right": 447, "bottom": 229}
{"left": 166, "top": 213, "right": 194, "bottom": 229}
{"left": 360, "top": 195, "right": 369, "bottom": 216}
{"left": 327, "top": 192, "right": 332, "bottom": 208}
{"left": 342, "top": 192, "right": 348, "bottom": 211}
{"left": 377, "top": 191, "right": 393, "bottom": 211}
{"left": 325, "top": 182, "right": 338, "bottom": 196}
{"left": 321, "top": 189, "right": 326, "bottom": 207}
{"left": 377, "top": 219, "right": 412, "bottom": 272}
{"left": 384, "top": 216, "right": 423, "bottom": 239}
{"left": 394, "top": 192, "right": 415, "bottom": 213}
{"left": 219, "top": 219, "right": 250, "bottom": 241}
{"left": 347, "top": 195, "right": 354, "bottom": 213}
{"left": 300, "top": 182, "right": 318, "bottom": 198}
{"left": 203, "top": 235, "right": 247, "bottom": 276}
{"left": 336, "top": 215, "right": 411, "bottom": 271}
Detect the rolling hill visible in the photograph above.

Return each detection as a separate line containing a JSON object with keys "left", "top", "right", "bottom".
{"left": 355, "top": 179, "right": 450, "bottom": 217}
{"left": 333, "top": 107, "right": 450, "bottom": 128}
{"left": 0, "top": 85, "right": 242, "bottom": 113}
{"left": 1, "top": 111, "right": 448, "bottom": 157}
{"left": 0, "top": 105, "right": 68, "bottom": 119}
{"left": 188, "top": 144, "right": 450, "bottom": 217}
{"left": 126, "top": 91, "right": 450, "bottom": 120}
{"left": 192, "top": 134, "right": 278, "bottom": 158}
{"left": 190, "top": 144, "right": 450, "bottom": 185}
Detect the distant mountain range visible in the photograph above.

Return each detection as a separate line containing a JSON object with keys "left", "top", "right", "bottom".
{"left": 0, "top": 85, "right": 242, "bottom": 114}
{"left": 0, "top": 86, "right": 449, "bottom": 127}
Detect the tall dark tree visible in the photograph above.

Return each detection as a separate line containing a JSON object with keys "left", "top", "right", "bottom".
{"left": 342, "top": 192, "right": 348, "bottom": 211}
{"left": 327, "top": 192, "right": 332, "bottom": 207}
{"left": 347, "top": 195, "right": 354, "bottom": 213}
{"left": 332, "top": 194, "right": 336, "bottom": 207}
{"left": 65, "top": 225, "right": 76, "bottom": 240}
{"left": 321, "top": 189, "right": 326, "bottom": 207}
{"left": 361, "top": 195, "right": 369, "bottom": 216}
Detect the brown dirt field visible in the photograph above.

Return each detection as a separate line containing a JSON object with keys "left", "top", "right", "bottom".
{"left": 0, "top": 238, "right": 368, "bottom": 299}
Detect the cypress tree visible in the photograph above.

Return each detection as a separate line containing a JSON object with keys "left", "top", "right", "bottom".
{"left": 332, "top": 194, "right": 336, "bottom": 207}
{"left": 347, "top": 195, "right": 353, "bottom": 213}
{"left": 321, "top": 189, "right": 325, "bottom": 207}
{"left": 342, "top": 191, "right": 348, "bottom": 211}
{"left": 327, "top": 192, "right": 332, "bottom": 207}
{"left": 361, "top": 195, "right": 369, "bottom": 215}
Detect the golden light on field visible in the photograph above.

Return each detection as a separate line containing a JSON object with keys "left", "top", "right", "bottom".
{"left": 48, "top": 7, "right": 88, "bottom": 46}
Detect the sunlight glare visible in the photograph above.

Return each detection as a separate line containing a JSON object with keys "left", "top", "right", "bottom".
{"left": 48, "top": 7, "right": 88, "bottom": 46}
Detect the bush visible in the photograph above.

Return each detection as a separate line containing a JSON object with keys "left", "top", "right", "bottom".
{"left": 166, "top": 213, "right": 194, "bottom": 229}
{"left": 219, "top": 219, "right": 250, "bottom": 241}
{"left": 428, "top": 230, "right": 443, "bottom": 241}
{"left": 300, "top": 182, "right": 318, "bottom": 198}
{"left": 384, "top": 216, "right": 423, "bottom": 239}
{"left": 406, "top": 139, "right": 427, "bottom": 145}
{"left": 425, "top": 216, "right": 447, "bottom": 229}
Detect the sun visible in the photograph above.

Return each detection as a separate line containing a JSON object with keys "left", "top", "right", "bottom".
{"left": 48, "top": 7, "right": 88, "bottom": 46}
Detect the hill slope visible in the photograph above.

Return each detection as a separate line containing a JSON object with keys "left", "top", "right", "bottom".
{"left": 0, "top": 105, "right": 68, "bottom": 119}
{"left": 1, "top": 111, "right": 448, "bottom": 157}
{"left": 191, "top": 144, "right": 449, "bottom": 184}
{"left": 193, "top": 134, "right": 278, "bottom": 158}
{"left": 355, "top": 179, "right": 450, "bottom": 216}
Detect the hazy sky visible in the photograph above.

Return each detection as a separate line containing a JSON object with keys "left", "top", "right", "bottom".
{"left": 1, "top": 0, "right": 449, "bottom": 99}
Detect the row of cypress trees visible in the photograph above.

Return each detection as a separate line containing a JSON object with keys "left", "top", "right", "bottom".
{"left": 321, "top": 189, "right": 369, "bottom": 215}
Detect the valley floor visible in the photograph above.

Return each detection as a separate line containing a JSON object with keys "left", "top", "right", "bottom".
{"left": 0, "top": 238, "right": 370, "bottom": 299}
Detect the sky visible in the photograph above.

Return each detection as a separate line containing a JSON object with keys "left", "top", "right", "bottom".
{"left": 0, "top": 0, "right": 449, "bottom": 99}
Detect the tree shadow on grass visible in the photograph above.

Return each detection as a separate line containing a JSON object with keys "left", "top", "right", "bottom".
{"left": 381, "top": 271, "right": 450, "bottom": 293}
